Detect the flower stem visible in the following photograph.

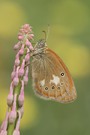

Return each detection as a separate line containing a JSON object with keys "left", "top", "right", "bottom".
{"left": 0, "top": 24, "right": 34, "bottom": 135}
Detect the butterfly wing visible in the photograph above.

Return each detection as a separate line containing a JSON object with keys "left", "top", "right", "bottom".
{"left": 32, "top": 48, "right": 77, "bottom": 103}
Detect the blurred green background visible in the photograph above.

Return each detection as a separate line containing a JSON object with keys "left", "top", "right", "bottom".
{"left": 0, "top": 0, "right": 90, "bottom": 135}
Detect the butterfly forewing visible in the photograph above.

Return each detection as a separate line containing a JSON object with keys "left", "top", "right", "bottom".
{"left": 32, "top": 48, "right": 77, "bottom": 103}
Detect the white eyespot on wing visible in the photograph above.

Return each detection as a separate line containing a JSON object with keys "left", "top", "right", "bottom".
{"left": 50, "top": 75, "right": 60, "bottom": 85}
{"left": 40, "top": 79, "right": 45, "bottom": 86}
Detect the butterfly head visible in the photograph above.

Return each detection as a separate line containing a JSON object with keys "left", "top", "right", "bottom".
{"left": 32, "top": 28, "right": 49, "bottom": 56}
{"left": 35, "top": 39, "right": 47, "bottom": 50}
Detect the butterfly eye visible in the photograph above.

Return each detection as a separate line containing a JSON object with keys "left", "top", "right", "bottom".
{"left": 61, "top": 72, "right": 65, "bottom": 76}
{"left": 45, "top": 87, "right": 48, "bottom": 90}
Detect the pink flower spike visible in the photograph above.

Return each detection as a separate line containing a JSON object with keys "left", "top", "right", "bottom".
{"left": 9, "top": 94, "right": 17, "bottom": 124}
{"left": 18, "top": 59, "right": 25, "bottom": 77}
{"left": 19, "top": 44, "right": 24, "bottom": 55}
{"left": 18, "top": 80, "right": 24, "bottom": 106}
{"left": 13, "top": 67, "right": 19, "bottom": 86}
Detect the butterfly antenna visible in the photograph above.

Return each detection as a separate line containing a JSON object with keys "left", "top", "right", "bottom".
{"left": 42, "top": 24, "right": 50, "bottom": 42}
{"left": 42, "top": 30, "right": 46, "bottom": 40}
{"left": 46, "top": 24, "right": 50, "bottom": 41}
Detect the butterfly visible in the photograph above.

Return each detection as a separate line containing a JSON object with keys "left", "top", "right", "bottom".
{"left": 31, "top": 33, "right": 77, "bottom": 103}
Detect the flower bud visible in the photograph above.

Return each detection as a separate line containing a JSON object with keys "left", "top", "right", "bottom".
{"left": 15, "top": 58, "right": 20, "bottom": 66}
{"left": 18, "top": 81, "right": 24, "bottom": 106}
{"left": 13, "top": 67, "right": 19, "bottom": 86}
{"left": 25, "top": 53, "right": 30, "bottom": 62}
{"left": 13, "top": 77, "right": 19, "bottom": 86}
{"left": 19, "top": 44, "right": 24, "bottom": 55}
{"left": 9, "top": 110, "right": 17, "bottom": 124}
{"left": 18, "top": 35, "right": 24, "bottom": 40}
{"left": 7, "top": 92, "right": 13, "bottom": 106}
{"left": 18, "top": 60, "right": 25, "bottom": 77}
{"left": 9, "top": 94, "right": 17, "bottom": 124}
{"left": 14, "top": 42, "right": 21, "bottom": 50}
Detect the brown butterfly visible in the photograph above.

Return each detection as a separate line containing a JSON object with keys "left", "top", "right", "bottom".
{"left": 31, "top": 36, "right": 77, "bottom": 103}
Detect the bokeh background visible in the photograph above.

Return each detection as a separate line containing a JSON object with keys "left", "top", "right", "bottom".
{"left": 0, "top": 0, "right": 90, "bottom": 135}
